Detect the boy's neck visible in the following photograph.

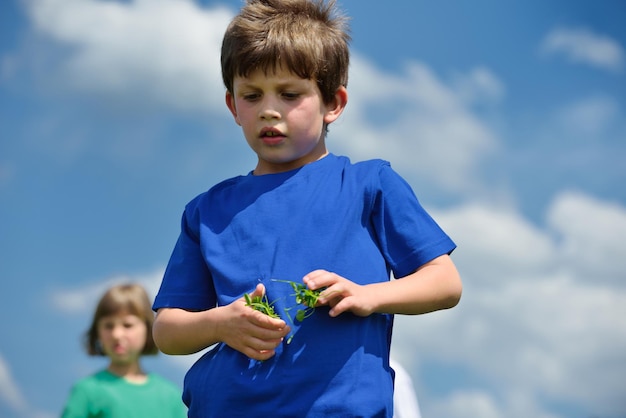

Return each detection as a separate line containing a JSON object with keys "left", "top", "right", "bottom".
{"left": 253, "top": 150, "right": 330, "bottom": 175}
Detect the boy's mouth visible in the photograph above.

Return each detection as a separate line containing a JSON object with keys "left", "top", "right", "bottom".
{"left": 260, "top": 128, "right": 285, "bottom": 144}
{"left": 260, "top": 127, "right": 283, "bottom": 138}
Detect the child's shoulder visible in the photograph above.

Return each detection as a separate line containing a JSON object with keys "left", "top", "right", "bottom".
{"left": 70, "top": 369, "right": 115, "bottom": 391}
{"left": 345, "top": 156, "right": 391, "bottom": 172}
{"left": 184, "top": 174, "right": 245, "bottom": 207}
{"left": 338, "top": 155, "right": 396, "bottom": 183}
{"left": 306, "top": 154, "right": 395, "bottom": 186}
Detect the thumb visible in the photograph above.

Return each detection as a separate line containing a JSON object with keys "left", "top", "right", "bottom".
{"left": 250, "top": 283, "right": 266, "bottom": 298}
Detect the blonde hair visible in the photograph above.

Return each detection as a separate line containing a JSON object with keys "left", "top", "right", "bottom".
{"left": 84, "top": 283, "right": 158, "bottom": 356}
{"left": 221, "top": 0, "right": 351, "bottom": 104}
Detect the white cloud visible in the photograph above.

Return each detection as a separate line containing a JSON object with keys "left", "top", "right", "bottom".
{"left": 50, "top": 268, "right": 164, "bottom": 313}
{"left": 427, "top": 390, "right": 562, "bottom": 418}
{"left": 547, "top": 190, "right": 626, "bottom": 283}
{"left": 541, "top": 27, "right": 625, "bottom": 72}
{"left": 432, "top": 203, "right": 555, "bottom": 283}
{"left": 555, "top": 95, "right": 619, "bottom": 137}
{"left": 0, "top": 355, "right": 27, "bottom": 413}
{"left": 393, "top": 192, "right": 626, "bottom": 417}
{"left": 451, "top": 66, "right": 506, "bottom": 105}
{"left": 427, "top": 390, "right": 509, "bottom": 418}
{"left": 333, "top": 55, "right": 499, "bottom": 195}
{"left": 25, "top": 0, "right": 232, "bottom": 112}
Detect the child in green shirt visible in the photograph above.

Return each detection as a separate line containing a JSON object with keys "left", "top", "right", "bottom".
{"left": 61, "top": 284, "right": 186, "bottom": 418}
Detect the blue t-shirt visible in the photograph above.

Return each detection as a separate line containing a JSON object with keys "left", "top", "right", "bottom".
{"left": 153, "top": 154, "right": 455, "bottom": 417}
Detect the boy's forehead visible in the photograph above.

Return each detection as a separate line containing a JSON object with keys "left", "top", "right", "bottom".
{"left": 234, "top": 67, "right": 313, "bottom": 85}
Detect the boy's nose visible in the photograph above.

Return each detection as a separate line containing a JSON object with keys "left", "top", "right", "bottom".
{"left": 259, "top": 98, "right": 281, "bottom": 120}
{"left": 260, "top": 109, "right": 280, "bottom": 120}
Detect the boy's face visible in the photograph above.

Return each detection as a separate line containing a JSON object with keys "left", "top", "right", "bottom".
{"left": 226, "top": 67, "right": 347, "bottom": 175}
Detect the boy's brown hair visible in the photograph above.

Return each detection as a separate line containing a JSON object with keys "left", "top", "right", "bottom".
{"left": 221, "top": 0, "right": 350, "bottom": 104}
{"left": 84, "top": 283, "right": 159, "bottom": 356}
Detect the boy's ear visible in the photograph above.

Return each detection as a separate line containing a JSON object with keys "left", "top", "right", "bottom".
{"left": 225, "top": 91, "right": 241, "bottom": 126}
{"left": 323, "top": 86, "right": 348, "bottom": 125}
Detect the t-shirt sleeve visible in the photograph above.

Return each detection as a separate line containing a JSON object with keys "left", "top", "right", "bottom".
{"left": 370, "top": 162, "right": 456, "bottom": 278}
{"left": 153, "top": 200, "right": 217, "bottom": 311}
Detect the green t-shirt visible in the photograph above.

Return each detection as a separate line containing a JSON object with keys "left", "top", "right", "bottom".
{"left": 61, "top": 370, "right": 187, "bottom": 418}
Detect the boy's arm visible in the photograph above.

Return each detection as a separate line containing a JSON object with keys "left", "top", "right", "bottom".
{"left": 304, "top": 255, "right": 462, "bottom": 317}
{"left": 153, "top": 284, "right": 290, "bottom": 361}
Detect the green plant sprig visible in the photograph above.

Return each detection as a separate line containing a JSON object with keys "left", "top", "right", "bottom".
{"left": 244, "top": 293, "right": 280, "bottom": 319}
{"left": 272, "top": 279, "right": 325, "bottom": 323}
{"left": 242, "top": 280, "right": 325, "bottom": 344}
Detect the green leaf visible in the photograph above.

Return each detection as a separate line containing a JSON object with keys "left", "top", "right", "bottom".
{"left": 296, "top": 309, "right": 305, "bottom": 322}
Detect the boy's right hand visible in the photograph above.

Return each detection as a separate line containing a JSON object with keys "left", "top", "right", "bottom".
{"left": 217, "top": 283, "right": 290, "bottom": 361}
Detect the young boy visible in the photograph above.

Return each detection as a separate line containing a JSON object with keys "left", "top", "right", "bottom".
{"left": 152, "top": 0, "right": 462, "bottom": 417}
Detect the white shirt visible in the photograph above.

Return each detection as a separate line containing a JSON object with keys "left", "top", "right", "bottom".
{"left": 391, "top": 359, "right": 422, "bottom": 418}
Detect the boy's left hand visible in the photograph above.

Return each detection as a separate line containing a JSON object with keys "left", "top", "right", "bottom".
{"left": 302, "top": 270, "right": 377, "bottom": 317}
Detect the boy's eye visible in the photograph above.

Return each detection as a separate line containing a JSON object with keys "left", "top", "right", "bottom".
{"left": 282, "top": 92, "right": 300, "bottom": 100}
{"left": 242, "top": 93, "right": 260, "bottom": 101}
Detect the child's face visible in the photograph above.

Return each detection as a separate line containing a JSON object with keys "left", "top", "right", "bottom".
{"left": 97, "top": 312, "right": 147, "bottom": 365}
{"left": 226, "top": 67, "right": 346, "bottom": 175}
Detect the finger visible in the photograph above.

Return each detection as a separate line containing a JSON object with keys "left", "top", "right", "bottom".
{"left": 251, "top": 322, "right": 291, "bottom": 342}
{"left": 226, "top": 324, "right": 286, "bottom": 354}
{"left": 317, "top": 285, "right": 344, "bottom": 305}
{"left": 303, "top": 270, "right": 337, "bottom": 290}
{"left": 328, "top": 297, "right": 351, "bottom": 317}
{"left": 243, "top": 330, "right": 289, "bottom": 359}
{"left": 248, "top": 309, "right": 288, "bottom": 330}
{"left": 251, "top": 283, "right": 266, "bottom": 298}
{"left": 247, "top": 334, "right": 284, "bottom": 351}
{"left": 241, "top": 345, "right": 277, "bottom": 361}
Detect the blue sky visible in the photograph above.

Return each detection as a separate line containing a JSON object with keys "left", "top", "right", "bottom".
{"left": 1, "top": 0, "right": 625, "bottom": 417}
